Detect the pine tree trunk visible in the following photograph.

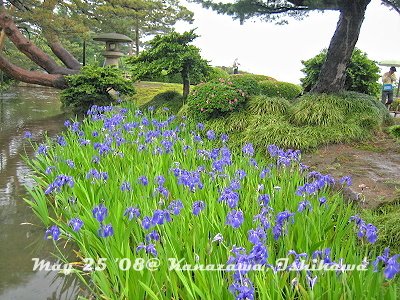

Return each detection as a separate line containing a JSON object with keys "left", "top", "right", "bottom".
{"left": 47, "top": 39, "right": 82, "bottom": 70}
{"left": 135, "top": 18, "right": 140, "bottom": 56}
{"left": 311, "top": 0, "right": 371, "bottom": 93}
{"left": 0, "top": 54, "right": 67, "bottom": 88}
{"left": 0, "top": 12, "right": 77, "bottom": 75}
{"left": 182, "top": 67, "right": 190, "bottom": 99}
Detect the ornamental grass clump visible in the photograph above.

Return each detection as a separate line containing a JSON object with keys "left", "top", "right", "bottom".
{"left": 25, "top": 104, "right": 399, "bottom": 299}
{"left": 198, "top": 91, "right": 390, "bottom": 151}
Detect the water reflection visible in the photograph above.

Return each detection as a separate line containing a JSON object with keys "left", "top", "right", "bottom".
{"left": 0, "top": 87, "right": 83, "bottom": 299}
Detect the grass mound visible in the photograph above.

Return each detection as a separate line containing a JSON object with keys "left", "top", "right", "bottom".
{"left": 248, "top": 96, "right": 291, "bottom": 116}
{"left": 291, "top": 94, "right": 346, "bottom": 126}
{"left": 200, "top": 92, "right": 390, "bottom": 151}
{"left": 388, "top": 125, "right": 400, "bottom": 139}
{"left": 132, "top": 81, "right": 182, "bottom": 106}
{"left": 140, "top": 91, "right": 184, "bottom": 114}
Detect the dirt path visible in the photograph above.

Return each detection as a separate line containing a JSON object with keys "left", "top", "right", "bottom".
{"left": 302, "top": 134, "right": 400, "bottom": 209}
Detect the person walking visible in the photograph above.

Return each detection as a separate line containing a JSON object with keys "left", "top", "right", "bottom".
{"left": 233, "top": 58, "right": 240, "bottom": 74}
{"left": 381, "top": 66, "right": 397, "bottom": 108}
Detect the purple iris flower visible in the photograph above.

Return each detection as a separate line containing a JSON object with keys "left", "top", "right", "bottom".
{"left": 45, "top": 225, "right": 61, "bottom": 241}
{"left": 142, "top": 216, "right": 152, "bottom": 230}
{"left": 151, "top": 209, "right": 171, "bottom": 225}
{"left": 220, "top": 133, "right": 229, "bottom": 143}
{"left": 120, "top": 181, "right": 131, "bottom": 191}
{"left": 145, "top": 230, "right": 160, "bottom": 242}
{"left": 298, "top": 200, "right": 312, "bottom": 212}
{"left": 98, "top": 224, "right": 114, "bottom": 238}
{"left": 192, "top": 201, "right": 205, "bottom": 216}
{"left": 92, "top": 204, "right": 108, "bottom": 222}
{"left": 339, "top": 176, "right": 352, "bottom": 187}
{"left": 206, "top": 130, "right": 216, "bottom": 140}
{"left": 124, "top": 207, "right": 140, "bottom": 220}
{"left": 168, "top": 200, "right": 184, "bottom": 215}
{"left": 68, "top": 218, "right": 84, "bottom": 232}
{"left": 136, "top": 243, "right": 158, "bottom": 257}
{"left": 155, "top": 175, "right": 165, "bottom": 186}
{"left": 219, "top": 188, "right": 239, "bottom": 208}
{"left": 258, "top": 194, "right": 270, "bottom": 206}
{"left": 44, "top": 175, "right": 74, "bottom": 194}
{"left": 226, "top": 210, "right": 244, "bottom": 228}
{"left": 23, "top": 131, "right": 32, "bottom": 139}
{"left": 248, "top": 228, "right": 266, "bottom": 244}
{"left": 138, "top": 176, "right": 148, "bottom": 186}
{"left": 242, "top": 143, "right": 255, "bottom": 156}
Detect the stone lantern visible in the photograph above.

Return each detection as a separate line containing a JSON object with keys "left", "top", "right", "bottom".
{"left": 93, "top": 33, "right": 133, "bottom": 66}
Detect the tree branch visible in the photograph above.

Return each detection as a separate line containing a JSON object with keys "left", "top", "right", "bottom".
{"left": 0, "top": 11, "right": 78, "bottom": 75}
{"left": 44, "top": 31, "right": 82, "bottom": 70}
{"left": 380, "top": 0, "right": 400, "bottom": 14}
{"left": 0, "top": 52, "right": 67, "bottom": 88}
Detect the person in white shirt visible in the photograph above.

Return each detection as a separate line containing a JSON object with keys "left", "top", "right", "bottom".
{"left": 381, "top": 66, "right": 397, "bottom": 108}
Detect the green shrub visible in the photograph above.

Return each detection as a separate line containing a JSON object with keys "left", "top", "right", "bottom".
{"left": 225, "top": 74, "right": 261, "bottom": 96}
{"left": 301, "top": 48, "right": 381, "bottom": 96}
{"left": 239, "top": 74, "right": 277, "bottom": 82}
{"left": 259, "top": 80, "right": 302, "bottom": 100}
{"left": 61, "top": 65, "right": 135, "bottom": 113}
{"left": 248, "top": 96, "right": 290, "bottom": 116}
{"left": 388, "top": 125, "right": 400, "bottom": 139}
{"left": 187, "top": 81, "right": 246, "bottom": 120}
{"left": 140, "top": 90, "right": 183, "bottom": 114}
{"left": 391, "top": 98, "right": 400, "bottom": 111}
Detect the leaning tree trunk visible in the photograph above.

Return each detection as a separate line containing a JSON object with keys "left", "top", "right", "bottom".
{"left": 42, "top": 0, "right": 81, "bottom": 70}
{"left": 46, "top": 35, "right": 82, "bottom": 70}
{"left": 0, "top": 54, "right": 67, "bottom": 88}
{"left": 311, "top": 0, "right": 371, "bottom": 93}
{"left": 0, "top": 12, "right": 78, "bottom": 75}
{"left": 0, "top": 8, "right": 80, "bottom": 88}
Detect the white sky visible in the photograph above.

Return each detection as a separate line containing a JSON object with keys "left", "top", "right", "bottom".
{"left": 175, "top": 0, "right": 400, "bottom": 84}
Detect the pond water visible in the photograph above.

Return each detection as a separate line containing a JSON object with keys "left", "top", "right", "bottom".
{"left": 0, "top": 87, "right": 82, "bottom": 300}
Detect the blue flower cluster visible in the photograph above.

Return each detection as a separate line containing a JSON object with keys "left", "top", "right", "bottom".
{"left": 349, "top": 215, "right": 378, "bottom": 243}
{"left": 44, "top": 175, "right": 74, "bottom": 194}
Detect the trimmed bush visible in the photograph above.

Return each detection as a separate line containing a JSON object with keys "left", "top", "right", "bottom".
{"left": 187, "top": 81, "right": 247, "bottom": 120}
{"left": 259, "top": 80, "right": 302, "bottom": 100}
{"left": 225, "top": 75, "right": 261, "bottom": 96}
{"left": 61, "top": 65, "right": 135, "bottom": 113}
{"left": 391, "top": 98, "right": 400, "bottom": 111}
{"left": 231, "top": 73, "right": 277, "bottom": 82}
{"left": 225, "top": 110, "right": 252, "bottom": 132}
